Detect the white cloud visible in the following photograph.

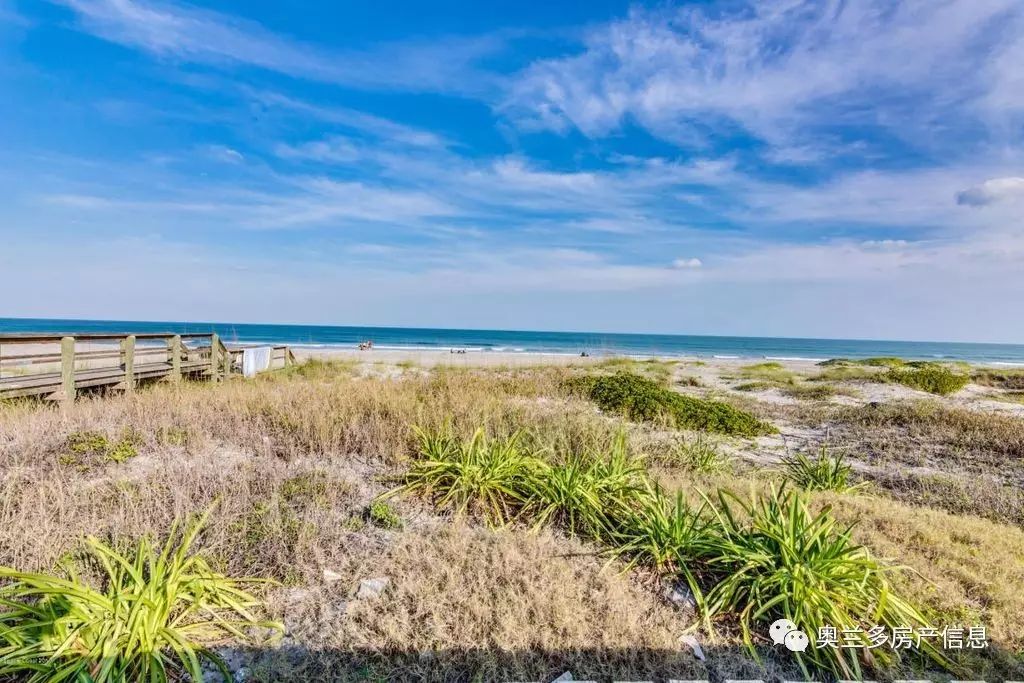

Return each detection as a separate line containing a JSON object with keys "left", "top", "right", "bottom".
{"left": 671, "top": 257, "right": 702, "bottom": 269}
{"left": 54, "top": 0, "right": 506, "bottom": 94}
{"left": 505, "top": 0, "right": 1022, "bottom": 151}
{"left": 956, "top": 177, "right": 1024, "bottom": 206}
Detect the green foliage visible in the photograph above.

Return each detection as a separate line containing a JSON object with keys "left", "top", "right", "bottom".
{"left": 674, "top": 436, "right": 729, "bottom": 474}
{"left": 610, "top": 486, "right": 715, "bottom": 617}
{"left": 393, "top": 426, "right": 543, "bottom": 525}
{"left": 782, "top": 446, "right": 865, "bottom": 493}
{"left": 570, "top": 373, "right": 775, "bottom": 437}
{"left": 705, "top": 488, "right": 948, "bottom": 679}
{"left": 886, "top": 364, "right": 969, "bottom": 395}
{"left": 393, "top": 424, "right": 943, "bottom": 681}
{"left": 64, "top": 429, "right": 140, "bottom": 466}
{"left": 525, "top": 432, "right": 647, "bottom": 536}
{"left": 368, "top": 501, "right": 403, "bottom": 529}
{"left": 0, "top": 507, "right": 281, "bottom": 683}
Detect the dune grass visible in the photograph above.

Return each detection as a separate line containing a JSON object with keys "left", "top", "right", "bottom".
{"left": 0, "top": 507, "right": 280, "bottom": 682}
{"left": 1, "top": 360, "right": 1022, "bottom": 681}
{"left": 391, "top": 424, "right": 948, "bottom": 680}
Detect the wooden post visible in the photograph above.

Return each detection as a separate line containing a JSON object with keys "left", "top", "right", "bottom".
{"left": 120, "top": 335, "right": 135, "bottom": 393}
{"left": 60, "top": 336, "right": 75, "bottom": 403}
{"left": 168, "top": 335, "right": 181, "bottom": 382}
{"left": 209, "top": 333, "right": 219, "bottom": 381}
{"left": 221, "top": 340, "right": 231, "bottom": 376}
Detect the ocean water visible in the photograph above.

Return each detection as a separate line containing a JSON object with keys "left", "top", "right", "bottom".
{"left": 2, "top": 317, "right": 1023, "bottom": 364}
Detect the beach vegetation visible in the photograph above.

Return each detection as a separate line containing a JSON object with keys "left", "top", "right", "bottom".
{"left": 672, "top": 435, "right": 730, "bottom": 473}
{"left": 782, "top": 446, "right": 864, "bottom": 493}
{"left": 886, "top": 363, "right": 969, "bottom": 395}
{"left": 0, "top": 507, "right": 280, "bottom": 683}
{"left": 570, "top": 372, "right": 775, "bottom": 436}
{"left": 706, "top": 488, "right": 946, "bottom": 679}
{"left": 368, "top": 500, "right": 403, "bottom": 529}
{"left": 390, "top": 426, "right": 542, "bottom": 525}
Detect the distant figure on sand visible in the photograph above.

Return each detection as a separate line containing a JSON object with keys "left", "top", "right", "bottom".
{"left": 358, "top": 340, "right": 374, "bottom": 351}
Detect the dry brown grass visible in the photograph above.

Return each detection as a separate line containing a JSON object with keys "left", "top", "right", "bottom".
{"left": 3, "top": 361, "right": 1024, "bottom": 681}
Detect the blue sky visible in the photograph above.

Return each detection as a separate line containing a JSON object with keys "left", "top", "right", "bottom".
{"left": 2, "top": 0, "right": 1023, "bottom": 342}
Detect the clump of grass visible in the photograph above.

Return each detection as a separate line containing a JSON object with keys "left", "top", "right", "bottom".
{"left": 971, "top": 368, "right": 1024, "bottom": 391}
{"left": 368, "top": 500, "right": 403, "bottom": 529}
{"left": 570, "top": 373, "right": 775, "bottom": 437}
{"left": 610, "top": 487, "right": 715, "bottom": 613}
{"left": 526, "top": 432, "right": 648, "bottom": 536}
{"left": 673, "top": 436, "right": 729, "bottom": 474}
{"left": 393, "top": 426, "right": 542, "bottom": 525}
{"left": 780, "top": 383, "right": 848, "bottom": 400}
{"left": 738, "top": 362, "right": 795, "bottom": 381}
{"left": 0, "top": 507, "right": 281, "bottom": 683}
{"left": 782, "top": 446, "right": 865, "bottom": 493}
{"left": 886, "top": 364, "right": 969, "bottom": 395}
{"left": 706, "top": 488, "right": 948, "bottom": 680}
{"left": 811, "top": 365, "right": 883, "bottom": 382}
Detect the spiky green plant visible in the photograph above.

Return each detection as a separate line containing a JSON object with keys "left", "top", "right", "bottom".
{"left": 609, "top": 485, "right": 715, "bottom": 622}
{"left": 0, "top": 507, "right": 281, "bottom": 683}
{"left": 782, "top": 445, "right": 865, "bottom": 493}
{"left": 704, "top": 487, "right": 948, "bottom": 679}
{"left": 393, "top": 425, "right": 543, "bottom": 525}
{"left": 524, "top": 431, "right": 648, "bottom": 536}
{"left": 676, "top": 436, "right": 729, "bottom": 474}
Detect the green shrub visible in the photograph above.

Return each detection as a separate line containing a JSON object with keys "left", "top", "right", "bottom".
{"left": 705, "top": 488, "right": 948, "bottom": 679}
{"left": 525, "top": 432, "right": 647, "bottom": 536}
{"left": 570, "top": 373, "right": 775, "bottom": 437}
{"left": 368, "top": 500, "right": 403, "bottom": 529}
{"left": 886, "top": 364, "right": 969, "bottom": 395}
{"left": 782, "top": 446, "right": 865, "bottom": 493}
{"left": 392, "top": 426, "right": 543, "bottom": 525}
{"left": 0, "top": 508, "right": 281, "bottom": 683}
{"left": 610, "top": 486, "right": 715, "bottom": 617}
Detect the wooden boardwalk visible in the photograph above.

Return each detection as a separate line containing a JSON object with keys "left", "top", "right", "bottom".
{"left": 0, "top": 332, "right": 296, "bottom": 402}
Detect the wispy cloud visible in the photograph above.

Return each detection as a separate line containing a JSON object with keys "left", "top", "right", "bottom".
{"left": 504, "top": 0, "right": 1022, "bottom": 155}
{"left": 53, "top": 0, "right": 508, "bottom": 94}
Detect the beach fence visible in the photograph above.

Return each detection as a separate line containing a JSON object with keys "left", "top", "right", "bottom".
{"left": 0, "top": 332, "right": 296, "bottom": 402}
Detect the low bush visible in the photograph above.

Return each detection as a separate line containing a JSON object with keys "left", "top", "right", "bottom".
{"left": 0, "top": 508, "right": 280, "bottom": 682}
{"left": 570, "top": 373, "right": 775, "bottom": 437}
{"left": 886, "top": 364, "right": 969, "bottom": 395}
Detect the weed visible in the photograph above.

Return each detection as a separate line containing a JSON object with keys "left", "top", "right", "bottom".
{"left": 0, "top": 507, "right": 281, "bottom": 682}
{"left": 674, "top": 436, "right": 729, "bottom": 474}
{"left": 782, "top": 446, "right": 865, "bottom": 493}
{"left": 368, "top": 500, "right": 403, "bottom": 529}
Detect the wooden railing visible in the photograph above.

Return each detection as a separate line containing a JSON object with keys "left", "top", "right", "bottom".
{"left": 0, "top": 333, "right": 295, "bottom": 402}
